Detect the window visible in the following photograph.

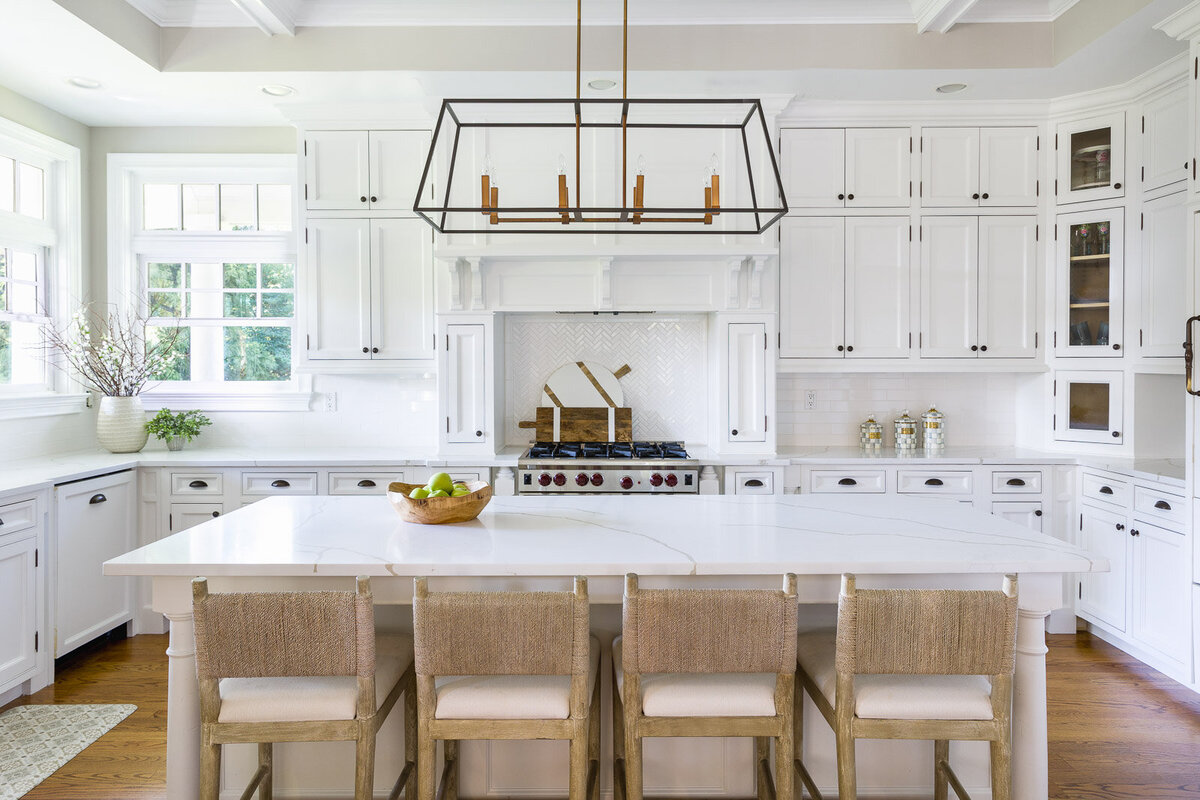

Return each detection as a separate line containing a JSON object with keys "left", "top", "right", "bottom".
{"left": 0, "top": 244, "right": 47, "bottom": 386}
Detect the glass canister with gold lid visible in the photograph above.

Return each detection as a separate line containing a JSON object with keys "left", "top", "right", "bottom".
{"left": 859, "top": 414, "right": 883, "bottom": 451}
{"left": 893, "top": 409, "right": 918, "bottom": 451}
{"left": 922, "top": 405, "right": 946, "bottom": 450}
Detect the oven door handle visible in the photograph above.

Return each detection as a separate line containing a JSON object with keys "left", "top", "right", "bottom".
{"left": 1186, "top": 315, "right": 1200, "bottom": 396}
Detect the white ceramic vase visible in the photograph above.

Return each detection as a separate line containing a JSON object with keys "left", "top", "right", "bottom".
{"left": 96, "top": 395, "right": 149, "bottom": 453}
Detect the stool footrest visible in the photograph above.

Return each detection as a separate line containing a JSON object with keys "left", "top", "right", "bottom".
{"left": 793, "top": 757, "right": 824, "bottom": 800}
{"left": 937, "top": 758, "right": 972, "bottom": 800}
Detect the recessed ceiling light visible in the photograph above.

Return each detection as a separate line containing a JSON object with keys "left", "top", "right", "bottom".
{"left": 261, "top": 84, "right": 295, "bottom": 97}
{"left": 67, "top": 77, "right": 102, "bottom": 90}
{"left": 587, "top": 79, "right": 617, "bottom": 91}
{"left": 936, "top": 83, "right": 968, "bottom": 94}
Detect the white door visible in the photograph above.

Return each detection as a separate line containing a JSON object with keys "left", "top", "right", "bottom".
{"left": 779, "top": 217, "right": 844, "bottom": 358}
{"left": 0, "top": 536, "right": 37, "bottom": 688}
{"left": 305, "top": 219, "right": 371, "bottom": 360}
{"left": 779, "top": 129, "right": 844, "bottom": 208}
{"left": 304, "top": 130, "right": 370, "bottom": 210}
{"left": 371, "top": 219, "right": 434, "bottom": 360}
{"left": 1078, "top": 504, "right": 1129, "bottom": 632}
{"left": 446, "top": 324, "right": 487, "bottom": 445}
{"left": 169, "top": 504, "right": 223, "bottom": 533}
{"left": 920, "top": 128, "right": 978, "bottom": 207}
{"left": 55, "top": 471, "right": 135, "bottom": 657}
{"left": 1056, "top": 113, "right": 1126, "bottom": 205}
{"left": 979, "top": 127, "right": 1039, "bottom": 207}
{"left": 369, "top": 130, "right": 433, "bottom": 212}
{"left": 920, "top": 216, "right": 977, "bottom": 357}
{"left": 1142, "top": 86, "right": 1188, "bottom": 192}
{"left": 727, "top": 323, "right": 767, "bottom": 444}
{"left": 845, "top": 217, "right": 910, "bottom": 358}
{"left": 845, "top": 128, "right": 910, "bottom": 207}
{"left": 991, "top": 501, "right": 1043, "bottom": 532}
{"left": 1130, "top": 519, "right": 1191, "bottom": 668}
{"left": 1139, "top": 191, "right": 1186, "bottom": 357}
{"left": 978, "top": 216, "right": 1037, "bottom": 358}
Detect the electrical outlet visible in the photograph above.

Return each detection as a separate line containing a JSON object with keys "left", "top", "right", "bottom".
{"left": 805, "top": 390, "right": 817, "bottom": 411}
{"left": 324, "top": 392, "right": 338, "bottom": 412}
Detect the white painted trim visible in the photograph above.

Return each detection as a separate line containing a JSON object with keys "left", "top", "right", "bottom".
{"left": 1048, "top": 53, "right": 1189, "bottom": 120}
{"left": 912, "top": 0, "right": 983, "bottom": 34}
{"left": 228, "top": 0, "right": 296, "bottom": 36}
{"left": 1154, "top": 1, "right": 1200, "bottom": 42}
{"left": 139, "top": 391, "right": 312, "bottom": 412}
{"left": 0, "top": 393, "right": 87, "bottom": 420}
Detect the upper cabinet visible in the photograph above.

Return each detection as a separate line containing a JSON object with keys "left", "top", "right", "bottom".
{"left": 1141, "top": 85, "right": 1188, "bottom": 193}
{"left": 780, "top": 128, "right": 911, "bottom": 209}
{"left": 1138, "top": 190, "right": 1187, "bottom": 357}
{"left": 303, "top": 129, "right": 432, "bottom": 212}
{"left": 920, "top": 127, "right": 1038, "bottom": 207}
{"left": 1056, "top": 113, "right": 1126, "bottom": 205}
{"left": 1056, "top": 207, "right": 1124, "bottom": 357}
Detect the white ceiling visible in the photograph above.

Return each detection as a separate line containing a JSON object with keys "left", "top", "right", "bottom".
{"left": 0, "top": 0, "right": 1187, "bottom": 127}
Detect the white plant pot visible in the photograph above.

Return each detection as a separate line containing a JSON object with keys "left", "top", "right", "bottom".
{"left": 96, "top": 395, "right": 149, "bottom": 454}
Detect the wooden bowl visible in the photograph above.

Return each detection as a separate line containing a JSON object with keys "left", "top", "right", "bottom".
{"left": 386, "top": 480, "right": 493, "bottom": 524}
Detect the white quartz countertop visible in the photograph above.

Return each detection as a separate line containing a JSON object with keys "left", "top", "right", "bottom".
{"left": 105, "top": 494, "right": 1104, "bottom": 578}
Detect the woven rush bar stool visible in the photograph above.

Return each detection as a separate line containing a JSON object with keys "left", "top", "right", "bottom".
{"left": 614, "top": 573, "right": 799, "bottom": 800}
{"left": 191, "top": 576, "right": 416, "bottom": 800}
{"left": 793, "top": 574, "right": 1019, "bottom": 800}
{"left": 412, "top": 576, "right": 601, "bottom": 800}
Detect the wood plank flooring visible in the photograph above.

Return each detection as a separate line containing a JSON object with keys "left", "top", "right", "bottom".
{"left": 2, "top": 632, "right": 1198, "bottom": 799}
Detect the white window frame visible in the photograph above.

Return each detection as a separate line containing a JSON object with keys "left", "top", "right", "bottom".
{"left": 0, "top": 116, "right": 85, "bottom": 420}
{"left": 108, "top": 153, "right": 311, "bottom": 411}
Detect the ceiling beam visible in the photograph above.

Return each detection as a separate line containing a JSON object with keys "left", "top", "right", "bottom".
{"left": 911, "top": 0, "right": 983, "bottom": 33}
{"left": 228, "top": 0, "right": 296, "bottom": 36}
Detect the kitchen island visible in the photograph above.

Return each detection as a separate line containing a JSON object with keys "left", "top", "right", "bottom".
{"left": 105, "top": 493, "right": 1103, "bottom": 800}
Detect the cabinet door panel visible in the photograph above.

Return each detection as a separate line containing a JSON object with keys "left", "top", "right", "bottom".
{"left": 372, "top": 219, "right": 434, "bottom": 359}
{"left": 1055, "top": 371, "right": 1123, "bottom": 444}
{"left": 979, "top": 127, "right": 1038, "bottom": 207}
{"left": 1078, "top": 504, "right": 1128, "bottom": 631}
{"left": 920, "top": 216, "right": 977, "bottom": 357}
{"left": 779, "top": 129, "right": 844, "bottom": 208}
{"left": 727, "top": 323, "right": 767, "bottom": 444}
{"left": 779, "top": 218, "right": 844, "bottom": 358}
{"left": 305, "top": 219, "right": 371, "bottom": 360}
{"left": 447, "top": 324, "right": 487, "bottom": 444}
{"left": 1139, "top": 192, "right": 1186, "bottom": 357}
{"left": 304, "top": 131, "right": 369, "bottom": 210}
{"left": 845, "top": 217, "right": 910, "bottom": 358}
{"left": 920, "top": 128, "right": 978, "bottom": 207}
{"left": 369, "top": 131, "right": 432, "bottom": 212}
{"left": 1130, "top": 519, "right": 1190, "bottom": 667}
{"left": 979, "top": 216, "right": 1037, "bottom": 358}
{"left": 845, "top": 128, "right": 910, "bottom": 207}
{"left": 991, "top": 501, "right": 1043, "bottom": 532}
{"left": 1056, "top": 113, "right": 1125, "bottom": 205}
{"left": 1056, "top": 208, "right": 1123, "bottom": 356}
{"left": 0, "top": 537, "right": 37, "bottom": 688}
{"left": 1142, "top": 87, "right": 1188, "bottom": 192}
{"left": 169, "top": 504, "right": 223, "bottom": 533}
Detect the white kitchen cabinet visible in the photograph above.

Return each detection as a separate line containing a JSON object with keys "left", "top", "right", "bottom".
{"left": 726, "top": 322, "right": 767, "bottom": 444}
{"left": 781, "top": 217, "right": 910, "bottom": 359}
{"left": 920, "top": 127, "right": 1038, "bottom": 207}
{"left": 1056, "top": 113, "right": 1126, "bottom": 205}
{"left": 54, "top": 470, "right": 135, "bottom": 657}
{"left": 991, "top": 501, "right": 1044, "bottom": 532}
{"left": 1078, "top": 503, "right": 1129, "bottom": 631}
{"left": 1054, "top": 371, "right": 1123, "bottom": 444}
{"left": 779, "top": 128, "right": 910, "bottom": 208}
{"left": 1138, "top": 191, "right": 1186, "bottom": 357}
{"left": 328, "top": 471, "right": 408, "bottom": 495}
{"left": 168, "top": 504, "right": 224, "bottom": 533}
{"left": 443, "top": 322, "right": 489, "bottom": 446}
{"left": 304, "top": 218, "right": 434, "bottom": 363}
{"left": 304, "top": 129, "right": 431, "bottom": 212}
{"left": 1056, "top": 208, "right": 1124, "bottom": 356}
{"left": 920, "top": 216, "right": 1036, "bottom": 358}
{"left": 1129, "top": 518, "right": 1192, "bottom": 670}
{"left": 1141, "top": 85, "right": 1189, "bottom": 193}
{"left": 0, "top": 494, "right": 40, "bottom": 694}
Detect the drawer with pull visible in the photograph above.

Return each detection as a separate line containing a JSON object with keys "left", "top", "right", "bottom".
{"left": 1082, "top": 473, "right": 1130, "bottom": 506}
{"left": 809, "top": 470, "right": 886, "bottom": 494}
{"left": 991, "top": 470, "right": 1043, "bottom": 494}
{"left": 897, "top": 470, "right": 973, "bottom": 495}
{"left": 726, "top": 470, "right": 776, "bottom": 495}
{"left": 241, "top": 472, "right": 319, "bottom": 496}
{"left": 1132, "top": 485, "right": 1187, "bottom": 528}
{"left": 328, "top": 472, "right": 407, "bottom": 496}
{"left": 169, "top": 472, "right": 224, "bottom": 497}
{"left": 0, "top": 498, "right": 37, "bottom": 537}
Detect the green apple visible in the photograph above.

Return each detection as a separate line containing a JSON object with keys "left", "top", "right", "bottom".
{"left": 428, "top": 472, "right": 454, "bottom": 494}
{"left": 428, "top": 489, "right": 450, "bottom": 498}
{"left": 409, "top": 486, "right": 430, "bottom": 499}
{"left": 451, "top": 486, "right": 471, "bottom": 497}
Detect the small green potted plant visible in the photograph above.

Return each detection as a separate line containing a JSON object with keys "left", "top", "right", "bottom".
{"left": 146, "top": 409, "right": 212, "bottom": 452}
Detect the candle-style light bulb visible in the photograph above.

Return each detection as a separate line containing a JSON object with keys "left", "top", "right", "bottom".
{"left": 482, "top": 154, "right": 493, "bottom": 177}
{"left": 558, "top": 153, "right": 567, "bottom": 176}
{"left": 636, "top": 154, "right": 646, "bottom": 176}
{"left": 709, "top": 153, "right": 719, "bottom": 175}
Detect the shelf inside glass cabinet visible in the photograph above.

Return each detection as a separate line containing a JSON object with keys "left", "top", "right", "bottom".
{"left": 1070, "top": 129, "right": 1112, "bottom": 191}
{"left": 1066, "top": 219, "right": 1113, "bottom": 347}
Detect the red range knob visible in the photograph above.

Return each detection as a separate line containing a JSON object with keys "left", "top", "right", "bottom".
{"left": 553, "top": 473, "right": 567, "bottom": 486}
{"left": 664, "top": 473, "right": 678, "bottom": 487}
{"left": 619, "top": 476, "right": 634, "bottom": 490}
{"left": 537, "top": 473, "right": 552, "bottom": 486}
{"left": 649, "top": 473, "right": 664, "bottom": 487}
{"left": 575, "top": 473, "right": 589, "bottom": 486}
{"left": 590, "top": 473, "right": 604, "bottom": 486}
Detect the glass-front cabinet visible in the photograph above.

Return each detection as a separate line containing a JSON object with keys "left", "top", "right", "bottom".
{"left": 1055, "top": 370, "right": 1123, "bottom": 444}
{"left": 1056, "top": 113, "right": 1125, "bottom": 205}
{"left": 1056, "top": 208, "right": 1123, "bottom": 356}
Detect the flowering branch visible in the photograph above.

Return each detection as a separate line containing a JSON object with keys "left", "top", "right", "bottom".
{"left": 42, "top": 303, "right": 182, "bottom": 397}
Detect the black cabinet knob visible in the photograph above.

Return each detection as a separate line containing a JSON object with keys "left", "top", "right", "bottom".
{"left": 1113, "top": 182, "right": 1122, "bottom": 190}
{"left": 846, "top": 193, "right": 855, "bottom": 200}
{"left": 980, "top": 345, "right": 988, "bottom": 352}
{"left": 846, "top": 345, "right": 854, "bottom": 352}
{"left": 837, "top": 345, "right": 844, "bottom": 352}
{"left": 837, "top": 193, "right": 845, "bottom": 200}
{"left": 475, "top": 430, "right": 483, "bottom": 437}
{"left": 371, "top": 347, "right": 379, "bottom": 353}
{"left": 731, "top": 429, "right": 739, "bottom": 436}
{"left": 1131, "top": 529, "right": 1140, "bottom": 537}
{"left": 1034, "top": 509, "right": 1042, "bottom": 517}
{"left": 360, "top": 196, "right": 367, "bottom": 203}
{"left": 981, "top": 192, "right": 989, "bottom": 199}
{"left": 1116, "top": 523, "right": 1125, "bottom": 531}
{"left": 1112, "top": 431, "right": 1120, "bottom": 438}
{"left": 271, "top": 479, "right": 291, "bottom": 488}
{"left": 362, "top": 346, "right": 369, "bottom": 353}
{"left": 370, "top": 195, "right": 378, "bottom": 203}
{"left": 212, "top": 511, "right": 220, "bottom": 518}
{"left": 1113, "top": 343, "right": 1120, "bottom": 350}
{"left": 971, "top": 345, "right": 979, "bottom": 351}
{"left": 972, "top": 193, "right": 980, "bottom": 200}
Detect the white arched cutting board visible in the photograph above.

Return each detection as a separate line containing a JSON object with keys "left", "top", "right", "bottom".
{"left": 540, "top": 361, "right": 631, "bottom": 408}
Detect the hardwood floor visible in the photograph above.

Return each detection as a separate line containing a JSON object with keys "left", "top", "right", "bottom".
{"left": 2, "top": 632, "right": 1198, "bottom": 799}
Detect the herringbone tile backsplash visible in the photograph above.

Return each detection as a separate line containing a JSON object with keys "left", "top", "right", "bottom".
{"left": 505, "top": 315, "right": 708, "bottom": 444}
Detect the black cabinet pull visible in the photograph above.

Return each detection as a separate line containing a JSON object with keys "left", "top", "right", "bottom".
{"left": 357, "top": 479, "right": 377, "bottom": 488}
{"left": 1034, "top": 509, "right": 1042, "bottom": 517}
{"left": 270, "top": 479, "right": 291, "bottom": 488}
{"left": 980, "top": 345, "right": 988, "bottom": 352}
{"left": 1112, "top": 343, "right": 1120, "bottom": 350}
{"left": 475, "top": 430, "right": 483, "bottom": 437}
{"left": 837, "top": 193, "right": 845, "bottom": 200}
{"left": 89, "top": 493, "right": 107, "bottom": 504}
{"left": 745, "top": 479, "right": 765, "bottom": 488}
{"left": 189, "top": 480, "right": 208, "bottom": 489}
{"left": 1113, "top": 182, "right": 1122, "bottom": 190}
{"left": 837, "top": 477, "right": 858, "bottom": 486}
{"left": 971, "top": 345, "right": 979, "bottom": 351}
{"left": 924, "top": 478, "right": 943, "bottom": 486}
{"left": 372, "top": 347, "right": 379, "bottom": 353}
{"left": 972, "top": 193, "right": 980, "bottom": 200}
{"left": 836, "top": 345, "right": 844, "bottom": 352}
{"left": 731, "top": 429, "right": 739, "bottom": 436}
{"left": 1006, "top": 478, "right": 1026, "bottom": 486}
{"left": 1112, "top": 431, "right": 1120, "bottom": 438}
{"left": 846, "top": 345, "right": 854, "bottom": 352}
{"left": 1099, "top": 486, "right": 1114, "bottom": 494}
{"left": 981, "top": 192, "right": 989, "bottom": 199}
{"left": 362, "top": 346, "right": 369, "bottom": 353}
{"left": 1131, "top": 528, "right": 1140, "bottom": 537}
{"left": 846, "top": 193, "right": 855, "bottom": 200}
{"left": 212, "top": 511, "right": 220, "bottom": 518}
{"left": 360, "top": 195, "right": 367, "bottom": 203}
{"left": 1115, "top": 523, "right": 1124, "bottom": 531}
{"left": 1154, "top": 500, "right": 1172, "bottom": 511}
{"left": 370, "top": 195, "right": 378, "bottom": 203}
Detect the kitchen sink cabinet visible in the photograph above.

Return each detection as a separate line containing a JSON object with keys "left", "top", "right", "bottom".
{"left": 779, "top": 127, "right": 911, "bottom": 208}
{"left": 1140, "top": 84, "right": 1188, "bottom": 194}
{"left": 1055, "top": 208, "right": 1124, "bottom": 357}
{"left": 303, "top": 129, "right": 431, "bottom": 212}
{"left": 1055, "top": 112, "right": 1126, "bottom": 205}
{"left": 1138, "top": 190, "right": 1186, "bottom": 357}
{"left": 0, "top": 493, "right": 43, "bottom": 696}
{"left": 919, "top": 126, "right": 1038, "bottom": 207}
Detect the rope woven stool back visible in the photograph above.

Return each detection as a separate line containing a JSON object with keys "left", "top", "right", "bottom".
{"left": 192, "top": 576, "right": 375, "bottom": 680}
{"left": 622, "top": 574, "right": 798, "bottom": 675}
{"left": 834, "top": 574, "right": 1018, "bottom": 677}
{"left": 413, "top": 577, "right": 589, "bottom": 677}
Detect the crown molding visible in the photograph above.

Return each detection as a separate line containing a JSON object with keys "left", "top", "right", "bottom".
{"left": 1154, "top": 1, "right": 1200, "bottom": 41}
{"left": 1048, "top": 52, "right": 1188, "bottom": 118}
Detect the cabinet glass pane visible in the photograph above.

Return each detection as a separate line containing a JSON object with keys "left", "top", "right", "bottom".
{"left": 1068, "top": 382, "right": 1110, "bottom": 431}
{"left": 1067, "top": 220, "right": 1112, "bottom": 347}
{"left": 1070, "top": 128, "right": 1111, "bottom": 191}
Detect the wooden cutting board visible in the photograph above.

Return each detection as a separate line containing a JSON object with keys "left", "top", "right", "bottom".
{"left": 540, "top": 361, "right": 631, "bottom": 408}
{"left": 518, "top": 407, "right": 633, "bottom": 442}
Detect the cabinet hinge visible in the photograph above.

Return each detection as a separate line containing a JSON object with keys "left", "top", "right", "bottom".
{"left": 919, "top": 180, "right": 923, "bottom": 197}
{"left": 909, "top": 180, "right": 912, "bottom": 198}
{"left": 1054, "top": 134, "right": 1058, "bottom": 150}
{"left": 1036, "top": 135, "right": 1040, "bottom": 151}
{"left": 433, "top": 333, "right": 436, "bottom": 350}
{"left": 1140, "top": 212, "right": 1144, "bottom": 229}
{"left": 1036, "top": 179, "right": 1039, "bottom": 197}
{"left": 1054, "top": 178, "right": 1058, "bottom": 195}
{"left": 303, "top": 184, "right": 308, "bottom": 200}
{"left": 1078, "top": 582, "right": 1082, "bottom": 599}
{"left": 1054, "top": 331, "right": 1057, "bottom": 347}
{"left": 1053, "top": 413, "right": 1056, "bottom": 428}
{"left": 910, "top": 136, "right": 913, "bottom": 153}
{"left": 304, "top": 227, "right": 308, "bottom": 244}
{"left": 918, "top": 225, "right": 922, "bottom": 241}
{"left": 920, "top": 137, "right": 924, "bottom": 153}
{"left": 1035, "top": 224, "right": 1039, "bottom": 241}
{"left": 764, "top": 415, "right": 768, "bottom": 432}
{"left": 446, "top": 417, "right": 450, "bottom": 434}
{"left": 169, "top": 512, "right": 173, "bottom": 531}
{"left": 1035, "top": 331, "right": 1038, "bottom": 348}
{"left": 1053, "top": 224, "right": 1057, "bottom": 241}
{"left": 920, "top": 332, "right": 923, "bottom": 347}
{"left": 34, "top": 548, "right": 37, "bottom": 568}
{"left": 446, "top": 334, "right": 450, "bottom": 350}
{"left": 1193, "top": 158, "right": 1196, "bottom": 181}
{"left": 1053, "top": 379, "right": 1056, "bottom": 397}
{"left": 909, "top": 225, "right": 913, "bottom": 241}
{"left": 909, "top": 332, "right": 912, "bottom": 348}
{"left": 1141, "top": 166, "right": 1144, "bottom": 182}
{"left": 763, "top": 332, "right": 767, "bottom": 350}
{"left": 1080, "top": 513, "right": 1083, "bottom": 531}
{"left": 1194, "top": 56, "right": 1197, "bottom": 79}
{"left": 778, "top": 332, "right": 781, "bottom": 348}
{"left": 1141, "top": 115, "right": 1145, "bottom": 134}
{"left": 303, "top": 140, "right": 307, "bottom": 156}
{"left": 34, "top": 632, "right": 38, "bottom": 652}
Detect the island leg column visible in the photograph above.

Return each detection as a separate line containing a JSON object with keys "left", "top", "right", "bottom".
{"left": 164, "top": 610, "right": 202, "bottom": 800}
{"left": 1012, "top": 607, "right": 1050, "bottom": 800}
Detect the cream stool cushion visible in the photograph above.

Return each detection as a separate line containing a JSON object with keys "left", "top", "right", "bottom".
{"left": 434, "top": 636, "right": 600, "bottom": 720}
{"left": 217, "top": 633, "right": 412, "bottom": 723}
{"left": 797, "top": 629, "right": 995, "bottom": 721}
{"left": 613, "top": 636, "right": 778, "bottom": 718}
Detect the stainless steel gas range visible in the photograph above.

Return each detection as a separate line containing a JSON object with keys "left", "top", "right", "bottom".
{"left": 517, "top": 441, "right": 699, "bottom": 494}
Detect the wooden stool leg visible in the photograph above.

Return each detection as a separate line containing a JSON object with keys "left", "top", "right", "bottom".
{"left": 834, "top": 729, "right": 856, "bottom": 800}
{"left": 259, "top": 742, "right": 273, "bottom": 800}
{"left": 934, "top": 740, "right": 949, "bottom": 800}
{"left": 569, "top": 720, "right": 589, "bottom": 800}
{"left": 755, "top": 737, "right": 770, "bottom": 800}
{"left": 355, "top": 727, "right": 377, "bottom": 800}
{"left": 445, "top": 740, "right": 459, "bottom": 800}
{"left": 624, "top": 731, "right": 644, "bottom": 800}
{"left": 990, "top": 736, "right": 1012, "bottom": 800}
{"left": 417, "top": 724, "right": 436, "bottom": 800}
{"left": 776, "top": 726, "right": 795, "bottom": 800}
{"left": 612, "top": 677, "right": 627, "bottom": 800}
{"left": 200, "top": 738, "right": 221, "bottom": 800}
{"left": 404, "top": 684, "right": 418, "bottom": 799}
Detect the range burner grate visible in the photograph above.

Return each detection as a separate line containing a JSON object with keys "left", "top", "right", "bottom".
{"left": 526, "top": 441, "right": 690, "bottom": 460}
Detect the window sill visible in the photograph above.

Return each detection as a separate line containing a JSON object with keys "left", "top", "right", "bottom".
{"left": 139, "top": 375, "right": 314, "bottom": 412}
{"left": 0, "top": 392, "right": 89, "bottom": 421}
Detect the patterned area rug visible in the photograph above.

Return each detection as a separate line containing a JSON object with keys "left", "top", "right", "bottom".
{"left": 0, "top": 704, "right": 136, "bottom": 800}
